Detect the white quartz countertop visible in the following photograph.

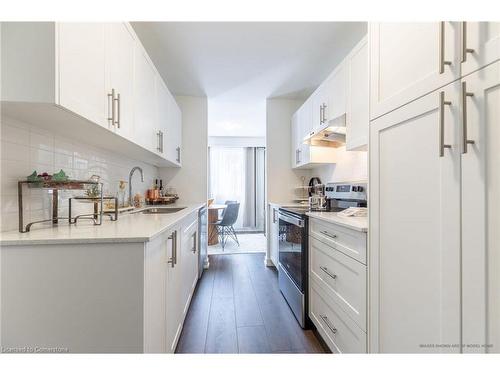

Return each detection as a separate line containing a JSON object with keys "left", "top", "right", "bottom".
{"left": 306, "top": 211, "right": 368, "bottom": 232}
{"left": 0, "top": 203, "right": 205, "bottom": 246}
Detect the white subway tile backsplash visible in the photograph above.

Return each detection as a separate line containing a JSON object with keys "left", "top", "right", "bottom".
{"left": 0, "top": 123, "right": 30, "bottom": 145}
{"left": 30, "top": 148, "right": 54, "bottom": 166}
{"left": 54, "top": 153, "right": 74, "bottom": 170}
{"left": 30, "top": 130, "right": 54, "bottom": 152}
{"left": 54, "top": 135, "right": 74, "bottom": 156}
{"left": 1, "top": 116, "right": 159, "bottom": 232}
{"left": 1, "top": 140, "right": 30, "bottom": 162}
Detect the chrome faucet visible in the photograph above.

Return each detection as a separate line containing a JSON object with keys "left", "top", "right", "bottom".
{"left": 129, "top": 166, "right": 144, "bottom": 206}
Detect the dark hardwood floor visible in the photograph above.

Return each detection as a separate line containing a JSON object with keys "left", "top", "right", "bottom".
{"left": 176, "top": 253, "right": 326, "bottom": 354}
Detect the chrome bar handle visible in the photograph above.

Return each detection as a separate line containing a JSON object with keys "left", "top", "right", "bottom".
{"left": 320, "top": 104, "right": 324, "bottom": 125}
{"left": 322, "top": 103, "right": 327, "bottom": 123}
{"left": 114, "top": 93, "right": 120, "bottom": 128}
{"left": 107, "top": 89, "right": 115, "bottom": 125}
{"left": 161, "top": 131, "right": 164, "bottom": 153}
{"left": 320, "top": 230, "right": 337, "bottom": 239}
{"left": 192, "top": 231, "right": 197, "bottom": 253}
{"left": 176, "top": 147, "right": 181, "bottom": 163}
{"left": 167, "top": 231, "right": 177, "bottom": 267}
{"left": 156, "top": 131, "right": 162, "bottom": 152}
{"left": 439, "top": 91, "right": 452, "bottom": 157}
{"left": 320, "top": 315, "right": 337, "bottom": 334}
{"left": 439, "top": 22, "right": 452, "bottom": 74}
{"left": 461, "top": 81, "right": 475, "bottom": 154}
{"left": 297, "top": 148, "right": 301, "bottom": 163}
{"left": 320, "top": 266, "right": 337, "bottom": 280}
{"left": 461, "top": 22, "right": 475, "bottom": 63}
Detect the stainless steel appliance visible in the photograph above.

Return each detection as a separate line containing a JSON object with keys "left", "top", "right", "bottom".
{"left": 198, "top": 206, "right": 208, "bottom": 278}
{"left": 278, "top": 208, "right": 308, "bottom": 328}
{"left": 277, "top": 181, "right": 367, "bottom": 328}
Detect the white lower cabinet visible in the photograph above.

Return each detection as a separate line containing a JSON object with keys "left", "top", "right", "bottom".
{"left": 268, "top": 204, "right": 280, "bottom": 267}
{"left": 369, "top": 61, "right": 500, "bottom": 353}
{"left": 460, "top": 61, "right": 500, "bottom": 352}
{"left": 310, "top": 280, "right": 366, "bottom": 354}
{"left": 144, "top": 215, "right": 199, "bottom": 353}
{"left": 308, "top": 218, "right": 367, "bottom": 353}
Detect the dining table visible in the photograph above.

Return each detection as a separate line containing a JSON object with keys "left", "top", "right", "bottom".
{"left": 207, "top": 204, "right": 226, "bottom": 246}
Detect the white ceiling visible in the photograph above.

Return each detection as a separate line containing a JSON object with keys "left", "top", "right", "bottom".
{"left": 131, "top": 22, "right": 367, "bottom": 137}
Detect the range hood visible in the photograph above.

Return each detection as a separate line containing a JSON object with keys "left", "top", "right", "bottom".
{"left": 304, "top": 113, "right": 346, "bottom": 148}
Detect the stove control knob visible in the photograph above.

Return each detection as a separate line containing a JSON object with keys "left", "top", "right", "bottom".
{"left": 357, "top": 186, "right": 364, "bottom": 192}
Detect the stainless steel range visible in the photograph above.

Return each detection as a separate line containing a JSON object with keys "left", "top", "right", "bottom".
{"left": 277, "top": 182, "right": 367, "bottom": 328}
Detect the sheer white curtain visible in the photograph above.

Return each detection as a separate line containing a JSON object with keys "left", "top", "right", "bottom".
{"left": 209, "top": 147, "right": 247, "bottom": 229}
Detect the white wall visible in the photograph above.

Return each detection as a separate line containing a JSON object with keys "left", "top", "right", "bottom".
{"left": 310, "top": 146, "right": 368, "bottom": 183}
{"left": 266, "top": 98, "right": 310, "bottom": 204}
{"left": 159, "top": 96, "right": 208, "bottom": 204}
{"left": 0, "top": 116, "right": 158, "bottom": 232}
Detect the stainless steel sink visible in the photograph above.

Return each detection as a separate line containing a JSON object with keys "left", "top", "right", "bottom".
{"left": 140, "top": 207, "right": 186, "bottom": 214}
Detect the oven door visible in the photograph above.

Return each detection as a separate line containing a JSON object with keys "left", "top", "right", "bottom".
{"left": 278, "top": 210, "right": 305, "bottom": 291}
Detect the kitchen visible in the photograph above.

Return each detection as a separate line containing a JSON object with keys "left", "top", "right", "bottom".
{"left": 0, "top": 6, "right": 499, "bottom": 371}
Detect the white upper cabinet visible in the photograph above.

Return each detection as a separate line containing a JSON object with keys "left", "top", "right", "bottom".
{"left": 156, "top": 77, "right": 170, "bottom": 156}
{"left": 291, "top": 112, "right": 300, "bottom": 168}
{"left": 133, "top": 46, "right": 158, "bottom": 151}
{"left": 325, "top": 63, "right": 347, "bottom": 122}
{"left": 461, "top": 22, "right": 500, "bottom": 76}
{"left": 58, "top": 23, "right": 108, "bottom": 128}
{"left": 167, "top": 95, "right": 182, "bottom": 166}
{"left": 370, "top": 22, "right": 461, "bottom": 120}
{"left": 105, "top": 23, "right": 136, "bottom": 140}
{"left": 311, "top": 85, "right": 327, "bottom": 134}
{"left": 1, "top": 22, "right": 182, "bottom": 168}
{"left": 346, "top": 37, "right": 369, "bottom": 151}
{"left": 311, "top": 65, "right": 346, "bottom": 134}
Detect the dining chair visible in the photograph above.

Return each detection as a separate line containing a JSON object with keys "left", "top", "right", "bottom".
{"left": 215, "top": 202, "right": 240, "bottom": 250}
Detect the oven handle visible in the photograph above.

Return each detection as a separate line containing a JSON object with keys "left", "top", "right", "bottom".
{"left": 278, "top": 212, "right": 304, "bottom": 227}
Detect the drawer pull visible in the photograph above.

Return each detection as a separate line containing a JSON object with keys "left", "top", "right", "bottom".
{"left": 320, "top": 230, "right": 337, "bottom": 239}
{"left": 320, "top": 266, "right": 337, "bottom": 280}
{"left": 320, "top": 315, "right": 337, "bottom": 334}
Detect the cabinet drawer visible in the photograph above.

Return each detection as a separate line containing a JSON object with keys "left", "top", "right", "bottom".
{"left": 310, "top": 219, "right": 367, "bottom": 264}
{"left": 309, "top": 280, "right": 367, "bottom": 353}
{"left": 309, "top": 237, "right": 367, "bottom": 331}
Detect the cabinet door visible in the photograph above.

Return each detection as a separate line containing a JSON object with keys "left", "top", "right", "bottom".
{"left": 312, "top": 87, "right": 326, "bottom": 133}
{"left": 297, "top": 101, "right": 312, "bottom": 167}
{"left": 268, "top": 205, "right": 279, "bottom": 267}
{"left": 461, "top": 22, "right": 500, "bottom": 77}
{"left": 326, "top": 63, "right": 347, "bottom": 122}
{"left": 299, "top": 98, "right": 314, "bottom": 140}
{"left": 461, "top": 61, "right": 500, "bottom": 353}
{"left": 291, "top": 112, "right": 300, "bottom": 168}
{"left": 370, "top": 22, "right": 461, "bottom": 120}
{"left": 165, "top": 228, "right": 182, "bottom": 353}
{"left": 346, "top": 37, "right": 369, "bottom": 151}
{"left": 369, "top": 82, "right": 461, "bottom": 353}
{"left": 168, "top": 97, "right": 182, "bottom": 166}
{"left": 156, "top": 77, "right": 170, "bottom": 156}
{"left": 134, "top": 46, "right": 157, "bottom": 150}
{"left": 180, "top": 218, "right": 198, "bottom": 320}
{"left": 143, "top": 235, "right": 167, "bottom": 353}
{"left": 58, "top": 23, "right": 107, "bottom": 128}
{"left": 106, "top": 23, "right": 135, "bottom": 140}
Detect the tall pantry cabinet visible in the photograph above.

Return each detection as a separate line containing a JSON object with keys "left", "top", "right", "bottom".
{"left": 369, "top": 22, "right": 500, "bottom": 353}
